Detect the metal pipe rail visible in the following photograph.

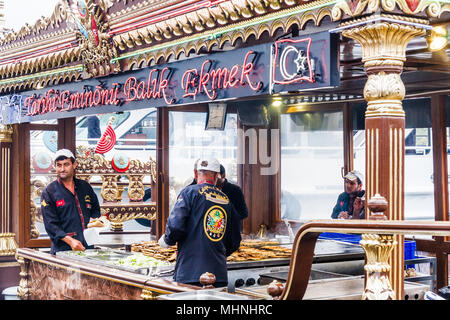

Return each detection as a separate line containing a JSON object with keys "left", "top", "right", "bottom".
{"left": 279, "top": 219, "right": 450, "bottom": 300}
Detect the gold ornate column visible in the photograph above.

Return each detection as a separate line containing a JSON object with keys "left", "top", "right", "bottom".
{"left": 0, "top": 124, "right": 17, "bottom": 256}
{"left": 341, "top": 20, "right": 426, "bottom": 299}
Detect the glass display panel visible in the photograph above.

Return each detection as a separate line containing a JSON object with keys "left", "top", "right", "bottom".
{"left": 280, "top": 111, "right": 344, "bottom": 221}
{"left": 30, "top": 130, "right": 58, "bottom": 239}
{"left": 169, "top": 111, "right": 238, "bottom": 211}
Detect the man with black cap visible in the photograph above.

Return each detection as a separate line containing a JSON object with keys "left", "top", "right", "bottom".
{"left": 331, "top": 170, "right": 365, "bottom": 219}
{"left": 215, "top": 164, "right": 248, "bottom": 222}
{"left": 41, "top": 149, "right": 101, "bottom": 254}
{"left": 158, "top": 157, "right": 241, "bottom": 287}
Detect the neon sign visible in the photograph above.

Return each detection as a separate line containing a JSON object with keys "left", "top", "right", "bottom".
{"left": 1, "top": 31, "right": 338, "bottom": 124}
{"left": 270, "top": 32, "right": 339, "bottom": 93}
{"left": 123, "top": 67, "right": 173, "bottom": 104}
{"left": 23, "top": 49, "right": 265, "bottom": 117}
{"left": 25, "top": 86, "right": 121, "bottom": 116}
{"left": 181, "top": 51, "right": 262, "bottom": 100}
{"left": 273, "top": 38, "right": 314, "bottom": 85}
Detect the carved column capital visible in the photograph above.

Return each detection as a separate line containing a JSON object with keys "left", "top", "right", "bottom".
{"left": 342, "top": 22, "right": 425, "bottom": 71}
{"left": 0, "top": 124, "right": 13, "bottom": 143}
{"left": 342, "top": 22, "right": 425, "bottom": 118}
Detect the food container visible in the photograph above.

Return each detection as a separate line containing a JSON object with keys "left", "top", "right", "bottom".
{"left": 156, "top": 289, "right": 251, "bottom": 300}
{"left": 56, "top": 248, "right": 174, "bottom": 276}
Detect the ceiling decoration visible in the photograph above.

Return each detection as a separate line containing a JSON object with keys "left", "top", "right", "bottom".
{"left": 332, "top": 0, "right": 450, "bottom": 21}
{"left": 0, "top": 0, "right": 447, "bottom": 94}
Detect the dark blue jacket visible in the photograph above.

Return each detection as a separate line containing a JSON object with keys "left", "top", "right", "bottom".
{"left": 331, "top": 190, "right": 365, "bottom": 219}
{"left": 41, "top": 178, "right": 101, "bottom": 254}
{"left": 221, "top": 179, "right": 248, "bottom": 220}
{"left": 163, "top": 182, "right": 241, "bottom": 284}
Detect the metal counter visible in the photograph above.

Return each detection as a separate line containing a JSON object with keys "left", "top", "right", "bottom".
{"left": 226, "top": 239, "right": 365, "bottom": 291}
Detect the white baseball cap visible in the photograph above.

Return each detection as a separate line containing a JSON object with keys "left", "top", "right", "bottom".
{"left": 54, "top": 149, "right": 75, "bottom": 161}
{"left": 344, "top": 170, "right": 364, "bottom": 185}
{"left": 197, "top": 157, "right": 220, "bottom": 173}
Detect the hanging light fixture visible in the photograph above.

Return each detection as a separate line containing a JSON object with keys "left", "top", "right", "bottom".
{"left": 427, "top": 25, "right": 448, "bottom": 52}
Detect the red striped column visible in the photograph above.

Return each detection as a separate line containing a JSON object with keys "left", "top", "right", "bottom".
{"left": 343, "top": 21, "right": 426, "bottom": 299}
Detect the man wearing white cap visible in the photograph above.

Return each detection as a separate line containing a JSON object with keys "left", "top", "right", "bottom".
{"left": 159, "top": 157, "right": 241, "bottom": 287}
{"left": 331, "top": 170, "right": 365, "bottom": 219}
{"left": 41, "top": 149, "right": 101, "bottom": 254}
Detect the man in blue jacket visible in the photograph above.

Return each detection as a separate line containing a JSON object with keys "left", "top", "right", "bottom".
{"left": 331, "top": 170, "right": 365, "bottom": 219}
{"left": 158, "top": 157, "right": 241, "bottom": 287}
{"left": 41, "top": 149, "right": 101, "bottom": 254}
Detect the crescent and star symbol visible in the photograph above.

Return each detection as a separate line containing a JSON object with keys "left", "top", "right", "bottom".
{"left": 279, "top": 45, "right": 309, "bottom": 80}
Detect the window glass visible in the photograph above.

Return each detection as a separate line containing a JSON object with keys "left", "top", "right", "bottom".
{"left": 353, "top": 129, "right": 365, "bottom": 177}
{"left": 169, "top": 111, "right": 238, "bottom": 211}
{"left": 280, "top": 111, "right": 344, "bottom": 221}
{"left": 76, "top": 112, "right": 130, "bottom": 147}
{"left": 30, "top": 130, "right": 58, "bottom": 240}
{"left": 355, "top": 128, "right": 435, "bottom": 220}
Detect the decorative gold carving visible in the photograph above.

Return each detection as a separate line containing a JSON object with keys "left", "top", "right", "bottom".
{"left": 342, "top": 22, "right": 425, "bottom": 117}
{"left": 112, "top": 0, "right": 334, "bottom": 57}
{"left": 364, "top": 72, "right": 405, "bottom": 117}
{"left": 75, "top": 145, "right": 157, "bottom": 231}
{"left": 0, "top": 1, "right": 70, "bottom": 46}
{"left": 1, "top": 0, "right": 335, "bottom": 87}
{"left": 127, "top": 175, "right": 145, "bottom": 201}
{"left": 0, "top": 233, "right": 17, "bottom": 256}
{"left": 106, "top": 203, "right": 157, "bottom": 231}
{"left": 332, "top": 0, "right": 449, "bottom": 20}
{"left": 100, "top": 175, "right": 120, "bottom": 202}
{"left": 360, "top": 234, "right": 397, "bottom": 300}
{"left": 29, "top": 180, "right": 47, "bottom": 239}
{"left": 383, "top": 0, "right": 445, "bottom": 17}
{"left": 76, "top": 0, "right": 120, "bottom": 77}
{"left": 15, "top": 254, "right": 30, "bottom": 300}
{"left": 0, "top": 68, "right": 83, "bottom": 95}
{"left": 0, "top": 124, "right": 13, "bottom": 142}
{"left": 342, "top": 22, "right": 425, "bottom": 68}
{"left": 141, "top": 288, "right": 158, "bottom": 300}
{"left": 120, "top": 5, "right": 333, "bottom": 72}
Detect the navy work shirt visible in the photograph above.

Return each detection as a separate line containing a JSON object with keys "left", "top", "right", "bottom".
{"left": 221, "top": 179, "right": 248, "bottom": 220}
{"left": 41, "top": 178, "right": 101, "bottom": 254}
{"left": 163, "top": 182, "right": 241, "bottom": 284}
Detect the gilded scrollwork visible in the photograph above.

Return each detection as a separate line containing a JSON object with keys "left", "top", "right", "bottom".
{"left": 16, "top": 254, "right": 31, "bottom": 300}
{"left": 342, "top": 21, "right": 425, "bottom": 117}
{"left": 75, "top": 0, "right": 120, "bottom": 77}
{"left": 101, "top": 175, "right": 120, "bottom": 202}
{"left": 0, "top": 233, "right": 17, "bottom": 256}
{"left": 107, "top": 204, "right": 157, "bottom": 231}
{"left": 332, "top": 0, "right": 449, "bottom": 21}
{"left": 342, "top": 22, "right": 426, "bottom": 68}
{"left": 364, "top": 72, "right": 406, "bottom": 117}
{"left": 121, "top": 5, "right": 333, "bottom": 72}
{"left": 141, "top": 288, "right": 158, "bottom": 300}
{"left": 127, "top": 175, "right": 145, "bottom": 201}
{"left": 0, "top": 0, "right": 70, "bottom": 46}
{"left": 30, "top": 179, "right": 47, "bottom": 239}
{"left": 360, "top": 234, "right": 397, "bottom": 300}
